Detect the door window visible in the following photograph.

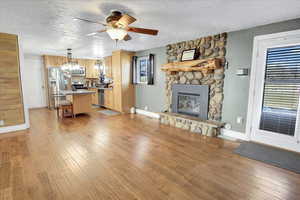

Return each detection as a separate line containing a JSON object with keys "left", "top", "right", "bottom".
{"left": 260, "top": 45, "right": 300, "bottom": 136}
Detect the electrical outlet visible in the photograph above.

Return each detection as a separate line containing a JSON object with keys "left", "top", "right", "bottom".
{"left": 0, "top": 120, "right": 4, "bottom": 126}
{"left": 236, "top": 116, "right": 244, "bottom": 124}
{"left": 224, "top": 123, "right": 232, "bottom": 130}
{"left": 144, "top": 106, "right": 148, "bottom": 111}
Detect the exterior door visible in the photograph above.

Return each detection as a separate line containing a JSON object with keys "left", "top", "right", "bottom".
{"left": 248, "top": 30, "right": 300, "bottom": 152}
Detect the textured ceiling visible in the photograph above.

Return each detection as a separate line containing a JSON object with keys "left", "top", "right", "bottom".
{"left": 0, "top": 0, "right": 300, "bottom": 58}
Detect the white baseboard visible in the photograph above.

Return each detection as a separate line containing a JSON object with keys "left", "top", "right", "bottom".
{"left": 220, "top": 128, "right": 249, "bottom": 141}
{"left": 135, "top": 109, "right": 160, "bottom": 119}
{"left": 29, "top": 106, "right": 47, "bottom": 110}
{"left": 0, "top": 123, "right": 29, "bottom": 134}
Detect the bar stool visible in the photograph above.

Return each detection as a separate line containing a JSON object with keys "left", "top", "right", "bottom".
{"left": 56, "top": 100, "right": 74, "bottom": 118}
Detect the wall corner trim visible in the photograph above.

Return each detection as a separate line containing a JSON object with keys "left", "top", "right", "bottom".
{"left": 135, "top": 109, "right": 160, "bottom": 119}
{"left": 220, "top": 128, "right": 249, "bottom": 141}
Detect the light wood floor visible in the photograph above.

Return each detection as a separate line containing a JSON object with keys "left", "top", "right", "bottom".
{"left": 1, "top": 109, "right": 300, "bottom": 200}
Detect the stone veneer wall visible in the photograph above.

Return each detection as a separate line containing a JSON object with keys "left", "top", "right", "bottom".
{"left": 165, "top": 33, "right": 227, "bottom": 121}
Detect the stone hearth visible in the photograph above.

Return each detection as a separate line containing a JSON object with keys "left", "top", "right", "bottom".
{"left": 160, "top": 112, "right": 224, "bottom": 136}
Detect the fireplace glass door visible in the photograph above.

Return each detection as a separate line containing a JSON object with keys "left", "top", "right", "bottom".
{"left": 172, "top": 84, "right": 209, "bottom": 119}
{"left": 177, "top": 93, "right": 201, "bottom": 117}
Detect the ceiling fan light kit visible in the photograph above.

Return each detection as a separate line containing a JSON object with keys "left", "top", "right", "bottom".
{"left": 106, "top": 27, "right": 128, "bottom": 41}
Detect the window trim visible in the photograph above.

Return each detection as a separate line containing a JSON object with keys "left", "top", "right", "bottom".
{"left": 132, "top": 54, "right": 155, "bottom": 85}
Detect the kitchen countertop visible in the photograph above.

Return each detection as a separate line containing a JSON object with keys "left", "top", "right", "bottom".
{"left": 88, "top": 87, "right": 113, "bottom": 90}
{"left": 97, "top": 87, "right": 113, "bottom": 90}
{"left": 60, "top": 90, "right": 95, "bottom": 95}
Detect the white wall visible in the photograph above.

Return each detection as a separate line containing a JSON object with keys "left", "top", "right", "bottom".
{"left": 23, "top": 55, "right": 47, "bottom": 109}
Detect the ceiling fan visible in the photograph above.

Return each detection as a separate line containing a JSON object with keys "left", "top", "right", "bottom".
{"left": 74, "top": 11, "right": 159, "bottom": 41}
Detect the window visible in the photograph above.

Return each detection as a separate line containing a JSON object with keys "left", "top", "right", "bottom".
{"left": 132, "top": 54, "right": 154, "bottom": 85}
{"left": 137, "top": 56, "right": 148, "bottom": 84}
{"left": 260, "top": 45, "right": 300, "bottom": 136}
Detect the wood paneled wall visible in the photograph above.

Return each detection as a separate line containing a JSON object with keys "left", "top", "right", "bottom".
{"left": 0, "top": 33, "right": 25, "bottom": 127}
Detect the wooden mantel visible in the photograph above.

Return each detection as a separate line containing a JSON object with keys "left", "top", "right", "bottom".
{"left": 161, "top": 58, "right": 221, "bottom": 74}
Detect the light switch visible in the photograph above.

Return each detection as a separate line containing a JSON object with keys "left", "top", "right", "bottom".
{"left": 236, "top": 68, "right": 249, "bottom": 76}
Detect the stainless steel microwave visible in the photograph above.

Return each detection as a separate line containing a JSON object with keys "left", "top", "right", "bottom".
{"left": 71, "top": 67, "right": 85, "bottom": 76}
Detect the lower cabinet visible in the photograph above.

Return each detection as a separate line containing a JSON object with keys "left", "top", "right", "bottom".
{"left": 104, "top": 89, "right": 114, "bottom": 109}
{"left": 88, "top": 88, "right": 99, "bottom": 105}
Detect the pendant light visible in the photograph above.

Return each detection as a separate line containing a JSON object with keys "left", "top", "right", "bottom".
{"left": 62, "top": 48, "right": 79, "bottom": 70}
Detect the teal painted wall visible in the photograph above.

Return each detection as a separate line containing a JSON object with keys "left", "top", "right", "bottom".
{"left": 134, "top": 47, "right": 166, "bottom": 112}
{"left": 223, "top": 18, "right": 300, "bottom": 133}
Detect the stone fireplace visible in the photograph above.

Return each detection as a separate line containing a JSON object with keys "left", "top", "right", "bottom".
{"left": 159, "top": 33, "right": 227, "bottom": 136}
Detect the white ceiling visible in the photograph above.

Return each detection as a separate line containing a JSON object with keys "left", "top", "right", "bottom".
{"left": 1, "top": 0, "right": 300, "bottom": 58}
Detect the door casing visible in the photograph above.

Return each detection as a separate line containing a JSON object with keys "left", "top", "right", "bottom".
{"left": 246, "top": 29, "right": 300, "bottom": 152}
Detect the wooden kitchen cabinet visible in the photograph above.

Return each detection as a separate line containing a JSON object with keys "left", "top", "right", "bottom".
{"left": 88, "top": 88, "right": 99, "bottom": 105}
{"left": 104, "top": 89, "right": 114, "bottom": 109}
{"left": 93, "top": 65, "right": 99, "bottom": 78}
{"left": 66, "top": 93, "right": 93, "bottom": 115}
{"left": 0, "top": 33, "right": 25, "bottom": 127}
{"left": 104, "top": 56, "right": 112, "bottom": 79}
{"left": 85, "top": 60, "right": 98, "bottom": 79}
{"left": 111, "top": 50, "right": 135, "bottom": 113}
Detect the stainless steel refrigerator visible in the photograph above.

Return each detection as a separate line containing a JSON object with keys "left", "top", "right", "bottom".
{"left": 47, "top": 67, "right": 70, "bottom": 109}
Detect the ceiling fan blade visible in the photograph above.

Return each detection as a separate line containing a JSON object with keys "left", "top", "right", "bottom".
{"left": 86, "top": 32, "right": 98, "bottom": 36}
{"left": 73, "top": 17, "right": 106, "bottom": 26}
{"left": 116, "top": 14, "right": 136, "bottom": 27}
{"left": 127, "top": 27, "right": 158, "bottom": 35}
{"left": 86, "top": 29, "right": 106, "bottom": 36}
{"left": 123, "top": 34, "right": 132, "bottom": 41}
{"left": 97, "top": 29, "right": 107, "bottom": 33}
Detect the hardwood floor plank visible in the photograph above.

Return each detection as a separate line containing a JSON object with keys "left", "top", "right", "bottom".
{"left": 0, "top": 108, "right": 300, "bottom": 200}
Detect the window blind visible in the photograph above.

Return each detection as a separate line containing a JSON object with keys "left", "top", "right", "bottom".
{"left": 260, "top": 45, "right": 300, "bottom": 136}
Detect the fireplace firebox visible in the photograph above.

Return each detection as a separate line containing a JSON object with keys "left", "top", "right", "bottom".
{"left": 172, "top": 84, "right": 209, "bottom": 119}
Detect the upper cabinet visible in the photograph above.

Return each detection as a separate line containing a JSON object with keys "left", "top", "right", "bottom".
{"left": 85, "top": 60, "right": 98, "bottom": 79}
{"left": 104, "top": 56, "right": 112, "bottom": 79}
{"left": 0, "top": 33, "right": 25, "bottom": 127}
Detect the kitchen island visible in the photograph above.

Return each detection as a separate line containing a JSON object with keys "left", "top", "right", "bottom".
{"left": 60, "top": 90, "right": 95, "bottom": 116}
